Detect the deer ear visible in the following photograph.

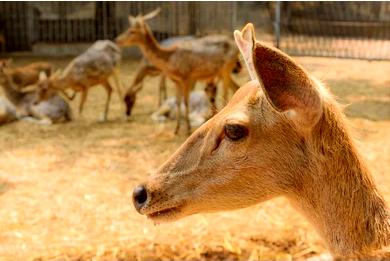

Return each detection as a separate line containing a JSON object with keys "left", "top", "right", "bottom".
{"left": 234, "top": 23, "right": 257, "bottom": 81}
{"left": 235, "top": 23, "right": 322, "bottom": 129}
{"left": 128, "top": 15, "right": 135, "bottom": 25}
{"left": 142, "top": 7, "right": 161, "bottom": 20}
{"left": 39, "top": 71, "right": 47, "bottom": 82}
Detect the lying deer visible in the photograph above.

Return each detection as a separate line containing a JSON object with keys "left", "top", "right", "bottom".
{"left": 132, "top": 24, "right": 390, "bottom": 260}
{"left": 0, "top": 68, "right": 71, "bottom": 124}
{"left": 35, "top": 40, "right": 122, "bottom": 121}
{"left": 116, "top": 8, "right": 240, "bottom": 134}
{"left": 151, "top": 89, "right": 212, "bottom": 128}
{"left": 0, "top": 97, "right": 17, "bottom": 125}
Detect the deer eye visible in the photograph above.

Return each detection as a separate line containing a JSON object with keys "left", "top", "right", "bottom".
{"left": 224, "top": 124, "right": 248, "bottom": 141}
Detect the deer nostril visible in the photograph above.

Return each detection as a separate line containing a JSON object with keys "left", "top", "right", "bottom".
{"left": 133, "top": 185, "right": 148, "bottom": 212}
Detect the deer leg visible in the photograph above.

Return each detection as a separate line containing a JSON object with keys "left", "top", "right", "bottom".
{"left": 158, "top": 74, "right": 167, "bottom": 107}
{"left": 174, "top": 84, "right": 183, "bottom": 135}
{"left": 162, "top": 76, "right": 167, "bottom": 102}
{"left": 102, "top": 81, "right": 113, "bottom": 122}
{"left": 22, "top": 107, "right": 54, "bottom": 125}
{"left": 62, "top": 90, "right": 77, "bottom": 101}
{"left": 79, "top": 89, "right": 88, "bottom": 116}
{"left": 183, "top": 81, "right": 194, "bottom": 135}
{"left": 20, "top": 116, "right": 52, "bottom": 125}
{"left": 112, "top": 68, "right": 123, "bottom": 100}
{"left": 183, "top": 89, "right": 191, "bottom": 136}
{"left": 205, "top": 81, "right": 218, "bottom": 116}
{"left": 112, "top": 68, "right": 126, "bottom": 116}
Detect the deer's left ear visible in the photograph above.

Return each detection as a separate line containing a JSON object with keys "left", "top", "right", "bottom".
{"left": 235, "top": 23, "right": 322, "bottom": 130}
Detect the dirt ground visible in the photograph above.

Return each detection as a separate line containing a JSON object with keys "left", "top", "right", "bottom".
{"left": 0, "top": 56, "right": 389, "bottom": 261}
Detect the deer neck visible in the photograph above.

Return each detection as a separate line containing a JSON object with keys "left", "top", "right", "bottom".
{"left": 0, "top": 76, "right": 23, "bottom": 105}
{"left": 138, "top": 27, "right": 174, "bottom": 72}
{"left": 288, "top": 104, "right": 390, "bottom": 258}
{"left": 52, "top": 76, "right": 70, "bottom": 91}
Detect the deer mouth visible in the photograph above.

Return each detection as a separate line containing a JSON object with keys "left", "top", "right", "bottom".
{"left": 145, "top": 204, "right": 184, "bottom": 222}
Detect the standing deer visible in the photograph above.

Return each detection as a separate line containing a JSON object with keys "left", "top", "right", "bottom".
{"left": 35, "top": 40, "right": 122, "bottom": 122}
{"left": 116, "top": 8, "right": 240, "bottom": 134}
{"left": 0, "top": 68, "right": 71, "bottom": 124}
{"left": 123, "top": 35, "right": 194, "bottom": 117}
{"left": 132, "top": 24, "right": 390, "bottom": 260}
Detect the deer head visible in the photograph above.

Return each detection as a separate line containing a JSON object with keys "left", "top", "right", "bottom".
{"left": 124, "top": 87, "right": 138, "bottom": 117}
{"left": 34, "top": 70, "right": 63, "bottom": 101}
{"left": 115, "top": 8, "right": 161, "bottom": 47}
{"left": 132, "top": 23, "right": 324, "bottom": 223}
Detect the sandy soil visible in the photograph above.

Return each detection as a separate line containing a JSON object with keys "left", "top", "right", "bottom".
{"left": 0, "top": 56, "right": 389, "bottom": 261}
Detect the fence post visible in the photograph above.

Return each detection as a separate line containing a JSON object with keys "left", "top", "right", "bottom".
{"left": 274, "top": 1, "right": 281, "bottom": 48}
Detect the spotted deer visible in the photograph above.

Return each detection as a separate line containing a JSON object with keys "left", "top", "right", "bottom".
{"left": 116, "top": 8, "right": 239, "bottom": 134}
{"left": 132, "top": 23, "right": 390, "bottom": 260}
{"left": 35, "top": 40, "right": 122, "bottom": 122}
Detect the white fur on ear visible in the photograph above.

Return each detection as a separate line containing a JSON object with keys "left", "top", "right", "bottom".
{"left": 234, "top": 23, "right": 258, "bottom": 82}
{"left": 142, "top": 8, "right": 161, "bottom": 21}
{"left": 128, "top": 15, "right": 136, "bottom": 25}
{"left": 38, "top": 71, "right": 47, "bottom": 82}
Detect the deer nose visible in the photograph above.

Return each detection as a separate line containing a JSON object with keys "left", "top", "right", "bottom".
{"left": 133, "top": 185, "right": 148, "bottom": 212}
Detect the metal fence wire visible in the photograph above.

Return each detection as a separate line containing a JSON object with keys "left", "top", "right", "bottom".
{"left": 0, "top": 1, "right": 389, "bottom": 60}
{"left": 275, "top": 2, "right": 390, "bottom": 60}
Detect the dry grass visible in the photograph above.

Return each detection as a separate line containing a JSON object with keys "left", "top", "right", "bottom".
{"left": 0, "top": 56, "right": 389, "bottom": 261}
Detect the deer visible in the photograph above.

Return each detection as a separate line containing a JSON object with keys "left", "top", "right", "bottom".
{"left": 0, "top": 60, "right": 53, "bottom": 90}
{"left": 131, "top": 23, "right": 390, "bottom": 260}
{"left": 35, "top": 40, "right": 123, "bottom": 122}
{"left": 0, "top": 67, "right": 72, "bottom": 125}
{"left": 151, "top": 89, "right": 213, "bottom": 128}
{"left": 123, "top": 35, "right": 195, "bottom": 117}
{"left": 0, "top": 97, "right": 17, "bottom": 125}
{"left": 122, "top": 34, "right": 242, "bottom": 118}
{"left": 115, "top": 8, "right": 240, "bottom": 135}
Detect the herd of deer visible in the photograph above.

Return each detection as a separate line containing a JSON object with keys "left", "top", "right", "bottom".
{"left": 0, "top": 8, "right": 389, "bottom": 261}
{"left": 0, "top": 8, "right": 240, "bottom": 133}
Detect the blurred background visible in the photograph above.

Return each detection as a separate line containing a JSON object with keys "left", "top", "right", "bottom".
{"left": 0, "top": 2, "right": 389, "bottom": 261}
{"left": 1, "top": 2, "right": 389, "bottom": 59}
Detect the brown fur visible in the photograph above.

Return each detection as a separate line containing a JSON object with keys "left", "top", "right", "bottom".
{"left": 0, "top": 66, "right": 71, "bottom": 124}
{"left": 0, "top": 60, "right": 52, "bottom": 90}
{"left": 116, "top": 8, "right": 239, "bottom": 134}
{"left": 133, "top": 23, "right": 390, "bottom": 260}
{"left": 35, "top": 40, "right": 122, "bottom": 121}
